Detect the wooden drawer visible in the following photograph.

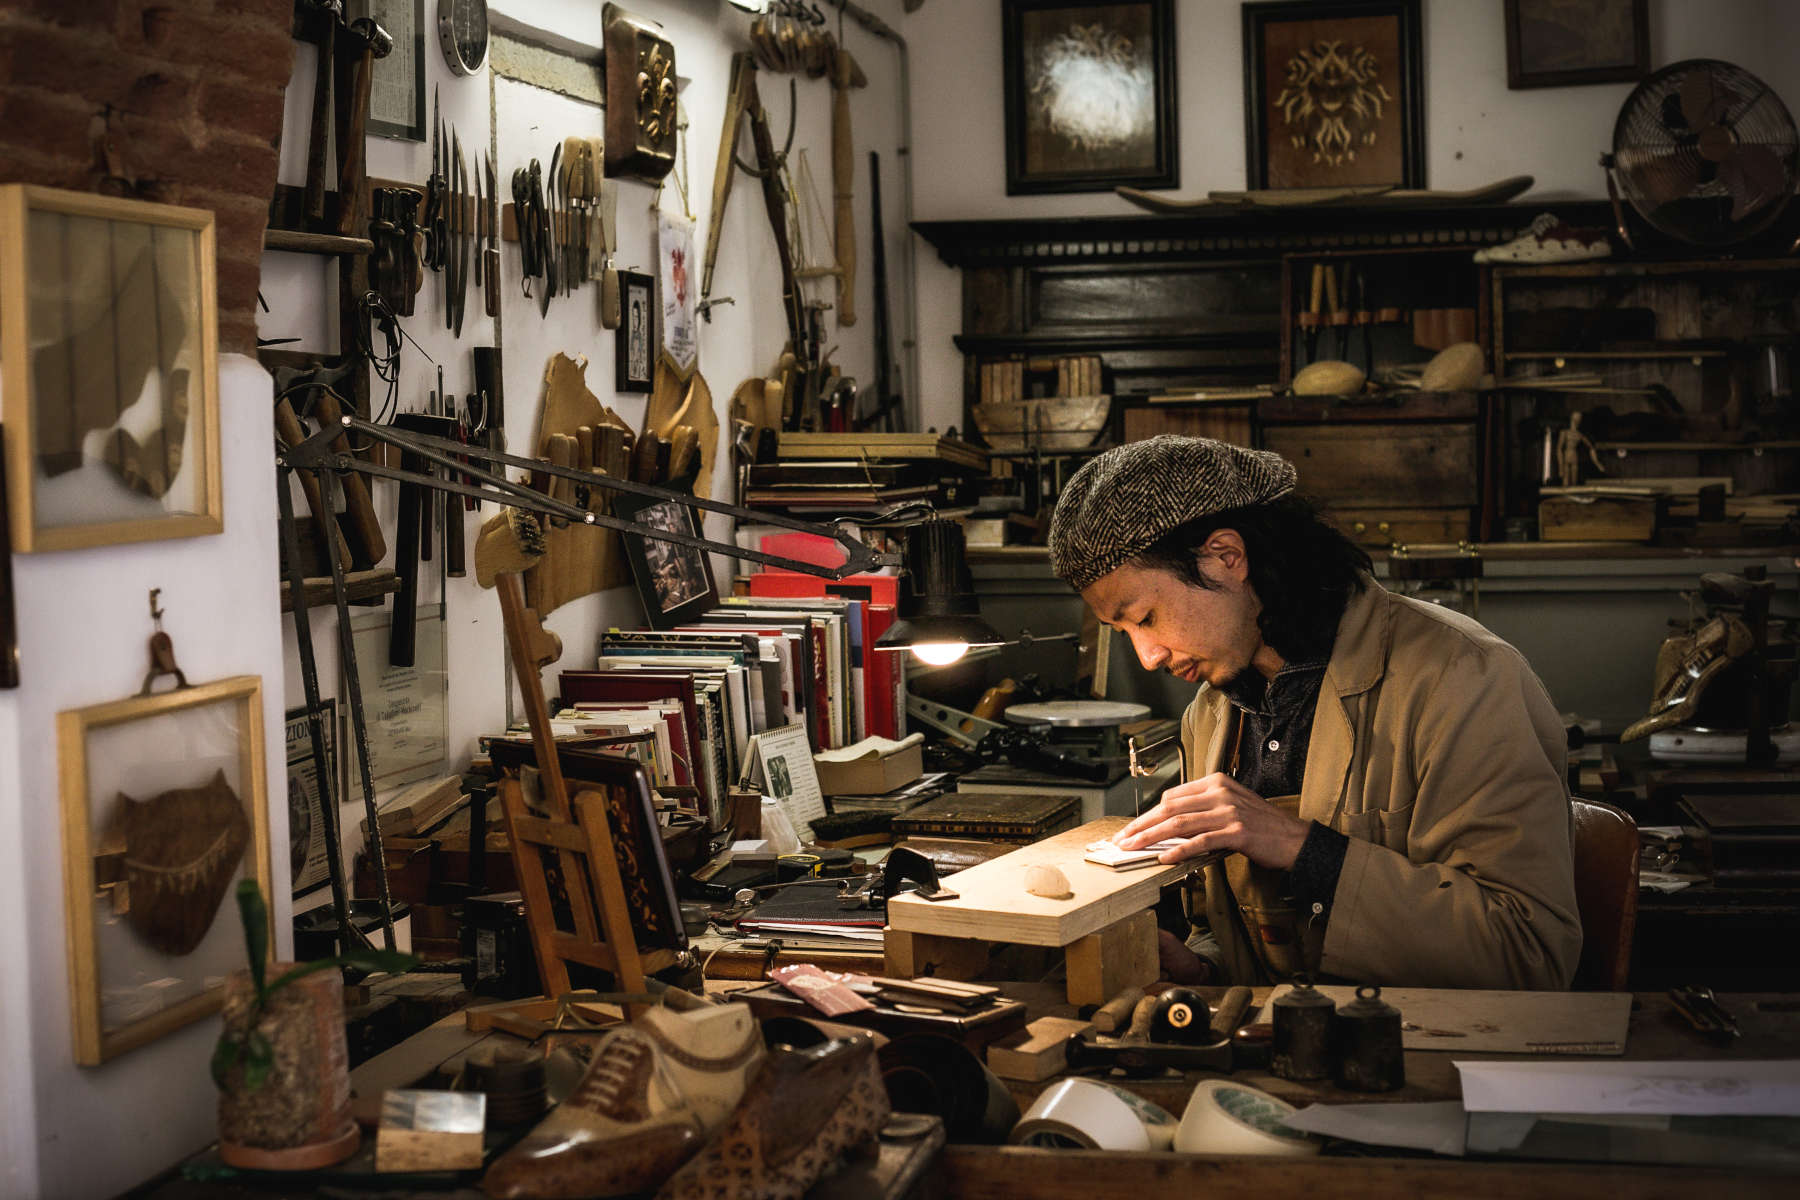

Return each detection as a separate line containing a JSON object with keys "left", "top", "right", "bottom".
{"left": 1330, "top": 506, "right": 1473, "bottom": 547}
{"left": 1262, "top": 423, "right": 1479, "bottom": 507}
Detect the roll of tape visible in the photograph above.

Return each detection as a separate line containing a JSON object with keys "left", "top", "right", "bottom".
{"left": 1010, "top": 1078, "right": 1178, "bottom": 1152}
{"left": 1175, "top": 1079, "right": 1321, "bottom": 1157}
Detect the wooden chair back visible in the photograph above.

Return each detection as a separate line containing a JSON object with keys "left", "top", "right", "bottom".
{"left": 1570, "top": 796, "right": 1639, "bottom": 991}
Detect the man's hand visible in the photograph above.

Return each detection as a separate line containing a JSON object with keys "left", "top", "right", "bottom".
{"left": 1116, "top": 772, "right": 1311, "bottom": 869}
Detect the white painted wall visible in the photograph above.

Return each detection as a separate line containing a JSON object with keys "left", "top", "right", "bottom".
{"left": 901, "top": 0, "right": 1798, "bottom": 430}
{"left": 257, "top": 1, "right": 909, "bottom": 902}
{"left": 0, "top": 356, "right": 288, "bottom": 1198}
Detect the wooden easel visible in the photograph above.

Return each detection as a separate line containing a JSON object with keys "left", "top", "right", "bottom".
{"left": 492, "top": 572, "right": 662, "bottom": 1019}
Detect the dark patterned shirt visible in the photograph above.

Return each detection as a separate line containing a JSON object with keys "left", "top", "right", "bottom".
{"left": 1221, "top": 658, "right": 1349, "bottom": 921}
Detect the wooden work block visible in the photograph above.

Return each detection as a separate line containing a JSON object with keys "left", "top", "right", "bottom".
{"left": 885, "top": 817, "right": 1189, "bottom": 948}
{"left": 1064, "top": 909, "right": 1158, "bottom": 1008}
{"left": 986, "top": 1016, "right": 1093, "bottom": 1082}
{"left": 883, "top": 929, "right": 994, "bottom": 982}
{"left": 375, "top": 1090, "right": 485, "bottom": 1172}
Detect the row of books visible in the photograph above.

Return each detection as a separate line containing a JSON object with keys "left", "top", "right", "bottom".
{"left": 543, "top": 589, "right": 906, "bottom": 830}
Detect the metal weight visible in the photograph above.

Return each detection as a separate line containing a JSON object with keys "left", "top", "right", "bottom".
{"left": 1332, "top": 984, "right": 1405, "bottom": 1092}
{"left": 1271, "top": 976, "right": 1335, "bottom": 1081}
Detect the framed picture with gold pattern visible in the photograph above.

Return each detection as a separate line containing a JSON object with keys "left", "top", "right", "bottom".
{"left": 1242, "top": 0, "right": 1423, "bottom": 191}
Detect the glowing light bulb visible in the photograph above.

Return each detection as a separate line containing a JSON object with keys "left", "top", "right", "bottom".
{"left": 910, "top": 641, "right": 969, "bottom": 667}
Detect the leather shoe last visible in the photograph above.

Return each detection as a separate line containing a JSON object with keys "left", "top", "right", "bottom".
{"left": 483, "top": 1004, "right": 764, "bottom": 1199}
{"left": 656, "top": 1035, "right": 890, "bottom": 1200}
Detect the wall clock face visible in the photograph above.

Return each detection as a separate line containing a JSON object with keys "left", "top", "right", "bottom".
{"left": 437, "top": 0, "right": 489, "bottom": 76}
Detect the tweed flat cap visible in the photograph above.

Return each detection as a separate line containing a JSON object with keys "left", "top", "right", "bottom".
{"left": 1049, "top": 435, "right": 1297, "bottom": 590}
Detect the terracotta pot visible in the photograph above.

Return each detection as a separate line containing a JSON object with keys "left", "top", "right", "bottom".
{"left": 216, "top": 964, "right": 360, "bottom": 1170}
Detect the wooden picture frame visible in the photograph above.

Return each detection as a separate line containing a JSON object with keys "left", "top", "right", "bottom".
{"left": 1002, "top": 0, "right": 1178, "bottom": 195}
{"left": 59, "top": 675, "right": 272, "bottom": 1065}
{"left": 1504, "top": 0, "right": 1649, "bottom": 90}
{"left": 0, "top": 185, "right": 222, "bottom": 553}
{"left": 616, "top": 270, "right": 655, "bottom": 393}
{"left": 1242, "top": 0, "right": 1423, "bottom": 191}
{"left": 611, "top": 491, "right": 721, "bottom": 630}
{"left": 487, "top": 740, "right": 686, "bottom": 954}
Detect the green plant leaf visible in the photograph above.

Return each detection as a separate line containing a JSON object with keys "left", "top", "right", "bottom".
{"left": 210, "top": 1035, "right": 242, "bottom": 1089}
{"left": 243, "top": 1031, "right": 273, "bottom": 1091}
{"left": 236, "top": 879, "right": 268, "bottom": 997}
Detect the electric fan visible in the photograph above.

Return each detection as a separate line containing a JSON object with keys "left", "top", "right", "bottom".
{"left": 1602, "top": 59, "right": 1799, "bottom": 249}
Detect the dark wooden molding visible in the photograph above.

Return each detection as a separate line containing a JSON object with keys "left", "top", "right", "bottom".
{"left": 913, "top": 200, "right": 1616, "bottom": 268}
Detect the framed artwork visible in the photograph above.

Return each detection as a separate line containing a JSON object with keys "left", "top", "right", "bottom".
{"left": 611, "top": 491, "right": 720, "bottom": 629}
{"left": 58, "top": 675, "right": 272, "bottom": 1065}
{"left": 360, "top": 0, "right": 427, "bottom": 140}
{"left": 1242, "top": 0, "right": 1423, "bottom": 191}
{"left": 1505, "top": 0, "right": 1648, "bottom": 90}
{"left": 1001, "top": 0, "right": 1178, "bottom": 195}
{"left": 0, "top": 185, "right": 220, "bottom": 553}
{"left": 284, "top": 700, "right": 337, "bottom": 898}
{"left": 487, "top": 740, "right": 686, "bottom": 953}
{"left": 616, "top": 270, "right": 655, "bottom": 393}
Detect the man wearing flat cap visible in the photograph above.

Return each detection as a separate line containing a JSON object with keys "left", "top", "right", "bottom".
{"left": 1049, "top": 435, "right": 1581, "bottom": 990}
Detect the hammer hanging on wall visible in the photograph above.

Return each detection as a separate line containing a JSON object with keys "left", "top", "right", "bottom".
{"left": 334, "top": 16, "right": 392, "bottom": 237}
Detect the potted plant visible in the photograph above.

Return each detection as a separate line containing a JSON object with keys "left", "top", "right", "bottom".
{"left": 211, "top": 880, "right": 414, "bottom": 1169}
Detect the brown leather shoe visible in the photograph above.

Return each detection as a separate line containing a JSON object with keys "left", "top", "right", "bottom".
{"left": 482, "top": 1005, "right": 764, "bottom": 1199}
{"left": 655, "top": 1035, "right": 890, "bottom": 1200}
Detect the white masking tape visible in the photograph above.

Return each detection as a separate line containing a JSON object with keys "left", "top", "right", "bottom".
{"left": 1010, "top": 1078, "right": 1179, "bottom": 1151}
{"left": 1175, "top": 1079, "right": 1322, "bottom": 1157}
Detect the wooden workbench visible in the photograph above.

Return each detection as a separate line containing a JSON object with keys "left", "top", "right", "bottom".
{"left": 130, "top": 989, "right": 1800, "bottom": 1199}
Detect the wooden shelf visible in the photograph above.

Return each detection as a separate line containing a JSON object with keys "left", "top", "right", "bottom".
{"left": 1598, "top": 441, "right": 1800, "bottom": 453}
{"left": 1503, "top": 349, "right": 1728, "bottom": 360}
{"left": 280, "top": 568, "right": 400, "bottom": 613}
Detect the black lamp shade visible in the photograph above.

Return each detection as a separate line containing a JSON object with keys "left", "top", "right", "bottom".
{"left": 874, "top": 518, "right": 1005, "bottom": 652}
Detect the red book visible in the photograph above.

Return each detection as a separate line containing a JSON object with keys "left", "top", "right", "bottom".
{"left": 862, "top": 603, "right": 901, "bottom": 739}
{"left": 749, "top": 570, "right": 900, "bottom": 609}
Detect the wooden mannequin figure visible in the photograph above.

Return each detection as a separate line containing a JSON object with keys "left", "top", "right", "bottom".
{"left": 1556, "top": 411, "right": 1606, "bottom": 488}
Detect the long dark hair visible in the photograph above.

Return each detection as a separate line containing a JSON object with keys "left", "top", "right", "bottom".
{"left": 1130, "top": 495, "right": 1370, "bottom": 663}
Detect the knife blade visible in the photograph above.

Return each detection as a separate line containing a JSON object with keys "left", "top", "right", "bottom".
{"left": 454, "top": 131, "right": 470, "bottom": 337}
{"left": 485, "top": 152, "right": 501, "bottom": 319}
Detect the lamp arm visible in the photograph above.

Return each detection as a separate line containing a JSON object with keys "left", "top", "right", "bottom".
{"left": 280, "top": 412, "right": 901, "bottom": 579}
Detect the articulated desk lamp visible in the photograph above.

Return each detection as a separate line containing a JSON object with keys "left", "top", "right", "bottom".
{"left": 277, "top": 409, "right": 1006, "bottom": 952}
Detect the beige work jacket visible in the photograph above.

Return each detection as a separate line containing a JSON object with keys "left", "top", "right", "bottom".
{"left": 1180, "top": 576, "right": 1583, "bottom": 991}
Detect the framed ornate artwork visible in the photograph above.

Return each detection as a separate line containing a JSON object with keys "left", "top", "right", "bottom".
{"left": 1505, "top": 0, "right": 1648, "bottom": 90}
{"left": 1242, "top": 0, "right": 1423, "bottom": 191}
{"left": 615, "top": 270, "right": 656, "bottom": 393}
{"left": 58, "top": 675, "right": 272, "bottom": 1065}
{"left": 1002, "top": 0, "right": 1179, "bottom": 195}
{"left": 0, "top": 185, "right": 222, "bottom": 552}
{"left": 610, "top": 491, "right": 720, "bottom": 629}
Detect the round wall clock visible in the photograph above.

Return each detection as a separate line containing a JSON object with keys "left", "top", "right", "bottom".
{"left": 437, "top": 0, "right": 489, "bottom": 76}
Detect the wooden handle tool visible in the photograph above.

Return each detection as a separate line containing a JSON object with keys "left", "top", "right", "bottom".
{"left": 310, "top": 388, "right": 387, "bottom": 567}
{"left": 274, "top": 397, "right": 352, "bottom": 569}
{"left": 1210, "top": 986, "right": 1254, "bottom": 1042}
{"left": 830, "top": 48, "right": 863, "bottom": 326}
{"left": 1092, "top": 986, "right": 1145, "bottom": 1035}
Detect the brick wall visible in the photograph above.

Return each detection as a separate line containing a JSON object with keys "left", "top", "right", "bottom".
{"left": 0, "top": 0, "right": 295, "bottom": 354}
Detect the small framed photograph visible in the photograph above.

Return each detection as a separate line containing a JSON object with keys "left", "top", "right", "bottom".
{"left": 0, "top": 185, "right": 222, "bottom": 553}
{"left": 616, "top": 270, "right": 656, "bottom": 393}
{"left": 360, "top": 0, "right": 427, "bottom": 141}
{"left": 1505, "top": 0, "right": 1648, "bottom": 90}
{"left": 610, "top": 491, "right": 720, "bottom": 629}
{"left": 1242, "top": 0, "right": 1423, "bottom": 190}
{"left": 284, "top": 700, "right": 337, "bottom": 899}
{"left": 58, "top": 676, "right": 272, "bottom": 1065}
{"left": 1002, "top": 0, "right": 1179, "bottom": 195}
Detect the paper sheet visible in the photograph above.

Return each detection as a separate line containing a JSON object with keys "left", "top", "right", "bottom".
{"left": 1286, "top": 1102, "right": 1469, "bottom": 1156}
{"left": 1456, "top": 1060, "right": 1800, "bottom": 1116}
